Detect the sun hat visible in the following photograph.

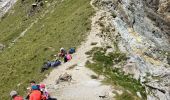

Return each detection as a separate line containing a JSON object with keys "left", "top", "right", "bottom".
{"left": 10, "top": 90, "right": 17, "bottom": 97}
{"left": 60, "top": 47, "right": 64, "bottom": 51}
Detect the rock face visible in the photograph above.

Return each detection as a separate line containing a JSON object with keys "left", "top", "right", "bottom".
{"left": 0, "top": 0, "right": 17, "bottom": 18}
{"left": 94, "top": 0, "right": 170, "bottom": 99}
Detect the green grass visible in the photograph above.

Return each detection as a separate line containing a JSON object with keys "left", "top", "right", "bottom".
{"left": 0, "top": 0, "right": 93, "bottom": 99}
{"left": 85, "top": 47, "right": 146, "bottom": 100}
{"left": 115, "top": 91, "right": 140, "bottom": 100}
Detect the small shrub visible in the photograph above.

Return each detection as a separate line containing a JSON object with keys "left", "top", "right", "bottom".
{"left": 111, "top": 12, "right": 117, "bottom": 18}
{"left": 115, "top": 91, "right": 139, "bottom": 100}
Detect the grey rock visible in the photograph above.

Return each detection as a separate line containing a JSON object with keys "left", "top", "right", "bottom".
{"left": 0, "top": 0, "right": 17, "bottom": 18}
{"left": 95, "top": 0, "right": 170, "bottom": 99}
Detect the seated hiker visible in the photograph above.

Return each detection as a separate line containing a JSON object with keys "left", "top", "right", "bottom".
{"left": 29, "top": 85, "right": 42, "bottom": 100}
{"left": 10, "top": 90, "right": 23, "bottom": 100}
{"left": 26, "top": 81, "right": 40, "bottom": 99}
{"left": 30, "top": 80, "right": 40, "bottom": 90}
{"left": 64, "top": 53, "right": 72, "bottom": 63}
{"left": 41, "top": 59, "right": 61, "bottom": 72}
{"left": 58, "top": 47, "right": 66, "bottom": 58}
{"left": 40, "top": 84, "right": 50, "bottom": 100}
{"left": 66, "top": 53, "right": 72, "bottom": 61}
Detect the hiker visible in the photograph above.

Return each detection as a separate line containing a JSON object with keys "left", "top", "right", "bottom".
{"left": 30, "top": 80, "right": 40, "bottom": 90}
{"left": 26, "top": 81, "right": 40, "bottom": 99}
{"left": 41, "top": 60, "right": 61, "bottom": 72}
{"left": 66, "top": 53, "right": 72, "bottom": 61}
{"left": 10, "top": 90, "right": 23, "bottom": 100}
{"left": 64, "top": 52, "right": 72, "bottom": 63}
{"left": 40, "top": 84, "right": 50, "bottom": 100}
{"left": 58, "top": 47, "right": 66, "bottom": 58}
{"left": 29, "top": 85, "right": 42, "bottom": 100}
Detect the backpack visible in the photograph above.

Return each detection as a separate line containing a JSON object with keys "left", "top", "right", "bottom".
{"left": 69, "top": 48, "right": 75, "bottom": 54}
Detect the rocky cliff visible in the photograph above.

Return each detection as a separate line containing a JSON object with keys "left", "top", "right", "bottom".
{"left": 0, "top": 0, "right": 17, "bottom": 18}
{"left": 93, "top": 0, "right": 170, "bottom": 99}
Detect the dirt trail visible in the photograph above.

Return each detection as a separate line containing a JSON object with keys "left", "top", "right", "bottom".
{"left": 41, "top": 1, "right": 114, "bottom": 100}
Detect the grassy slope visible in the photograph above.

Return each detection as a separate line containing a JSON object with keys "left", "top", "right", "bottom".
{"left": 0, "top": 0, "right": 93, "bottom": 99}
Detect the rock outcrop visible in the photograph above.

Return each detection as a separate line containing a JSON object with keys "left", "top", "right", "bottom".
{"left": 0, "top": 0, "right": 17, "bottom": 18}
{"left": 93, "top": 0, "right": 170, "bottom": 99}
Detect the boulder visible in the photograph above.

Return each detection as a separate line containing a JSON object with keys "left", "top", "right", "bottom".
{"left": 123, "top": 61, "right": 140, "bottom": 79}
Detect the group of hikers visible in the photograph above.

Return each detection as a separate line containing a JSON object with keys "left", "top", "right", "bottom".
{"left": 10, "top": 81, "right": 56, "bottom": 100}
{"left": 41, "top": 47, "right": 75, "bottom": 72}
{"left": 10, "top": 47, "right": 75, "bottom": 100}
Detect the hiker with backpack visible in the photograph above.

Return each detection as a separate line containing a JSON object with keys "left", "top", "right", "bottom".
{"left": 30, "top": 80, "right": 40, "bottom": 90}
{"left": 40, "top": 84, "right": 50, "bottom": 100}
{"left": 64, "top": 52, "right": 72, "bottom": 63}
{"left": 25, "top": 81, "right": 40, "bottom": 99}
{"left": 10, "top": 90, "right": 23, "bottom": 100}
{"left": 29, "top": 85, "right": 42, "bottom": 100}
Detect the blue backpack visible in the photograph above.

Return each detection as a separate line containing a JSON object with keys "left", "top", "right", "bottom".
{"left": 69, "top": 48, "right": 75, "bottom": 54}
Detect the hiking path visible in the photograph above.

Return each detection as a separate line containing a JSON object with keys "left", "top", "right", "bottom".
{"left": 41, "top": 0, "right": 115, "bottom": 100}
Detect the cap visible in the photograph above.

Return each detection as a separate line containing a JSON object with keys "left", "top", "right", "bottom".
{"left": 10, "top": 90, "right": 17, "bottom": 97}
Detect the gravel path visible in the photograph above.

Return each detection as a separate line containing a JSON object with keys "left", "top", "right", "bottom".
{"left": 41, "top": 0, "right": 114, "bottom": 100}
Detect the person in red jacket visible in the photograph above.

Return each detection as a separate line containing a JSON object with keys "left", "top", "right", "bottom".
{"left": 10, "top": 90, "right": 23, "bottom": 100}
{"left": 29, "top": 85, "right": 42, "bottom": 100}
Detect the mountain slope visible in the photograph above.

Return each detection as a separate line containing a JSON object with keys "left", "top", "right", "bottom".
{"left": 0, "top": 0, "right": 93, "bottom": 99}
